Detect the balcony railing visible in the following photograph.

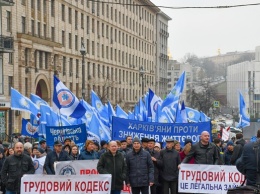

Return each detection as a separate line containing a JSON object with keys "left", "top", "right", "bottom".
{"left": 0, "top": 35, "right": 14, "bottom": 52}
{"left": 0, "top": 0, "right": 15, "bottom": 6}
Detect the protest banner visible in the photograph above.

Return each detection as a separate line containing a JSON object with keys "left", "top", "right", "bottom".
{"left": 112, "top": 117, "right": 211, "bottom": 146}
{"left": 45, "top": 124, "right": 86, "bottom": 146}
{"left": 179, "top": 164, "right": 245, "bottom": 193}
{"left": 55, "top": 160, "right": 131, "bottom": 194}
{"left": 21, "top": 174, "right": 111, "bottom": 194}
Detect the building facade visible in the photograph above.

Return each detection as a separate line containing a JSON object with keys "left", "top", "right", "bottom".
{"left": 155, "top": 11, "right": 171, "bottom": 98}
{"left": 0, "top": 0, "right": 161, "bottom": 133}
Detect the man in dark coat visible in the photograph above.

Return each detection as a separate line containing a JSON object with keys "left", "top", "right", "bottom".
{"left": 97, "top": 141, "right": 127, "bottom": 194}
{"left": 183, "top": 131, "right": 219, "bottom": 165}
{"left": 224, "top": 141, "right": 234, "bottom": 165}
{"left": 44, "top": 140, "right": 71, "bottom": 174}
{"left": 126, "top": 137, "right": 154, "bottom": 194}
{"left": 230, "top": 133, "right": 246, "bottom": 165}
{"left": 238, "top": 129, "right": 260, "bottom": 186}
{"left": 147, "top": 138, "right": 161, "bottom": 194}
{"left": 1, "top": 142, "right": 35, "bottom": 193}
{"left": 157, "top": 138, "right": 181, "bottom": 194}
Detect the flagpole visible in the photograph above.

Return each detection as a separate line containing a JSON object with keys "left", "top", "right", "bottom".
{"left": 58, "top": 109, "right": 63, "bottom": 126}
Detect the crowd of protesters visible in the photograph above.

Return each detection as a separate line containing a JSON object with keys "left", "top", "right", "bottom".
{"left": 0, "top": 131, "right": 247, "bottom": 194}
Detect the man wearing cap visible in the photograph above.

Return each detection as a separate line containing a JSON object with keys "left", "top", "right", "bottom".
{"left": 141, "top": 138, "right": 149, "bottom": 150}
{"left": 126, "top": 137, "right": 154, "bottom": 194}
{"left": 63, "top": 138, "right": 72, "bottom": 146}
{"left": 182, "top": 131, "right": 219, "bottom": 165}
{"left": 32, "top": 147, "right": 46, "bottom": 174}
{"left": 147, "top": 139, "right": 161, "bottom": 194}
{"left": 224, "top": 141, "right": 234, "bottom": 165}
{"left": 1, "top": 142, "right": 35, "bottom": 194}
{"left": 157, "top": 138, "right": 181, "bottom": 194}
{"left": 44, "top": 140, "right": 71, "bottom": 174}
{"left": 39, "top": 139, "right": 52, "bottom": 154}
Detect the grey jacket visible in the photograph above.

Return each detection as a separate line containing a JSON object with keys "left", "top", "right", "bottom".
{"left": 182, "top": 141, "right": 219, "bottom": 165}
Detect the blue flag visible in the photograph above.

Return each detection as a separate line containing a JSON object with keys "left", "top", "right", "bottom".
{"left": 30, "top": 93, "right": 49, "bottom": 108}
{"left": 116, "top": 105, "right": 128, "bottom": 119}
{"left": 161, "top": 71, "right": 185, "bottom": 110}
{"left": 186, "top": 107, "right": 201, "bottom": 122}
{"left": 21, "top": 118, "right": 39, "bottom": 138}
{"left": 175, "top": 101, "right": 188, "bottom": 123}
{"left": 148, "top": 88, "right": 162, "bottom": 121}
{"left": 91, "top": 90, "right": 109, "bottom": 124}
{"left": 107, "top": 101, "right": 116, "bottom": 124}
{"left": 11, "top": 88, "right": 39, "bottom": 116}
{"left": 237, "top": 92, "right": 250, "bottom": 128}
{"left": 200, "top": 112, "right": 210, "bottom": 122}
{"left": 52, "top": 75, "right": 86, "bottom": 118}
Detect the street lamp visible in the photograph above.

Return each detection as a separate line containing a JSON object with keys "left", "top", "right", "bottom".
{"left": 139, "top": 66, "right": 145, "bottom": 96}
{"left": 80, "top": 41, "right": 86, "bottom": 100}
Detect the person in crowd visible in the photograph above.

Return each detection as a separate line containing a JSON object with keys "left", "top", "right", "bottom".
{"left": 5, "top": 147, "right": 14, "bottom": 157}
{"left": 126, "top": 136, "right": 133, "bottom": 150}
{"left": 39, "top": 139, "right": 52, "bottom": 154}
{"left": 183, "top": 131, "right": 219, "bottom": 164}
{"left": 32, "top": 147, "right": 46, "bottom": 174}
{"left": 230, "top": 133, "right": 246, "bottom": 165}
{"left": 0, "top": 148, "right": 6, "bottom": 194}
{"left": 24, "top": 142, "right": 33, "bottom": 156}
{"left": 213, "top": 138, "right": 224, "bottom": 165}
{"left": 44, "top": 140, "right": 71, "bottom": 175}
{"left": 63, "top": 138, "right": 72, "bottom": 147}
{"left": 154, "top": 143, "right": 161, "bottom": 152}
{"left": 98, "top": 140, "right": 108, "bottom": 156}
{"left": 120, "top": 140, "right": 128, "bottom": 154}
{"left": 157, "top": 138, "right": 181, "bottom": 194}
{"left": 141, "top": 138, "right": 149, "bottom": 150}
{"left": 126, "top": 137, "right": 154, "bottom": 194}
{"left": 70, "top": 145, "right": 79, "bottom": 160}
{"left": 79, "top": 140, "right": 99, "bottom": 160}
{"left": 1, "top": 142, "right": 35, "bottom": 194}
{"left": 173, "top": 141, "right": 181, "bottom": 152}
{"left": 97, "top": 141, "right": 127, "bottom": 194}
{"left": 63, "top": 144, "right": 71, "bottom": 155}
{"left": 147, "top": 139, "right": 161, "bottom": 194}
{"left": 93, "top": 141, "right": 100, "bottom": 152}
{"left": 237, "top": 129, "right": 260, "bottom": 186}
{"left": 224, "top": 141, "right": 234, "bottom": 165}
{"left": 179, "top": 139, "right": 195, "bottom": 164}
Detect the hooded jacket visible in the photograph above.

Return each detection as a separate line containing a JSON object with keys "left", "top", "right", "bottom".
{"left": 230, "top": 138, "right": 246, "bottom": 165}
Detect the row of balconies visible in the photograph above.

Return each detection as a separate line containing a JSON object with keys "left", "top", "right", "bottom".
{"left": 160, "top": 29, "right": 169, "bottom": 37}
{"left": 160, "top": 53, "right": 169, "bottom": 60}
{"left": 0, "top": 0, "right": 14, "bottom": 6}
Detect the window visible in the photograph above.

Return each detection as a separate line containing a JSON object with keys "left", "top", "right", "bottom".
{"left": 62, "top": 31, "right": 65, "bottom": 46}
{"left": 75, "top": 11, "right": 78, "bottom": 29}
{"left": 92, "top": 18, "right": 95, "bottom": 33}
{"left": 22, "top": 16, "right": 26, "bottom": 33}
{"left": 31, "top": 20, "right": 35, "bottom": 35}
{"left": 6, "top": 11, "right": 11, "bottom": 32}
{"left": 51, "top": 27, "right": 55, "bottom": 41}
{"left": 81, "top": 13, "right": 84, "bottom": 29}
{"left": 63, "top": 57, "right": 66, "bottom": 75}
{"left": 75, "top": 35, "right": 78, "bottom": 50}
{"left": 62, "top": 4, "right": 65, "bottom": 21}
{"left": 39, "top": 51, "right": 43, "bottom": 68}
{"left": 68, "top": 8, "right": 72, "bottom": 24}
{"left": 8, "top": 76, "right": 13, "bottom": 96}
{"left": 43, "top": 24, "right": 46, "bottom": 38}
{"left": 8, "top": 53, "right": 13, "bottom": 64}
{"left": 43, "top": 0, "right": 47, "bottom": 13}
{"left": 92, "top": 41, "right": 95, "bottom": 55}
{"left": 106, "top": 46, "right": 108, "bottom": 59}
{"left": 31, "top": 0, "right": 34, "bottom": 9}
{"left": 51, "top": 0, "right": 55, "bottom": 17}
{"left": 37, "top": 0, "right": 41, "bottom": 11}
{"left": 25, "top": 78, "right": 28, "bottom": 96}
{"left": 69, "top": 58, "right": 73, "bottom": 76}
{"left": 101, "top": 44, "right": 104, "bottom": 58}
{"left": 69, "top": 33, "right": 72, "bottom": 49}
{"left": 21, "top": 0, "right": 26, "bottom": 5}
{"left": 87, "top": 39, "right": 90, "bottom": 54}
{"left": 87, "top": 16, "right": 89, "bottom": 34}
{"left": 37, "top": 22, "right": 41, "bottom": 37}
{"left": 97, "top": 21, "right": 100, "bottom": 36}
{"left": 76, "top": 59, "right": 79, "bottom": 76}
{"left": 101, "top": 23, "right": 104, "bottom": 37}
{"left": 45, "top": 52, "right": 48, "bottom": 69}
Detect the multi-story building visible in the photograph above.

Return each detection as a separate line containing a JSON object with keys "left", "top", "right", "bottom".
{"left": 227, "top": 46, "right": 260, "bottom": 118}
{"left": 155, "top": 11, "right": 171, "bottom": 98}
{"left": 167, "top": 60, "right": 192, "bottom": 104}
{"left": 0, "top": 0, "right": 14, "bottom": 139}
{"left": 0, "top": 0, "right": 162, "bottom": 133}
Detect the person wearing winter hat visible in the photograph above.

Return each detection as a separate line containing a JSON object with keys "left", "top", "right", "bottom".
{"left": 98, "top": 140, "right": 108, "bottom": 157}
{"left": 126, "top": 137, "right": 154, "bottom": 194}
{"left": 141, "top": 138, "right": 149, "bottom": 150}
{"left": 184, "top": 138, "right": 192, "bottom": 146}
{"left": 230, "top": 133, "right": 245, "bottom": 165}
{"left": 224, "top": 141, "right": 234, "bottom": 165}
{"left": 32, "top": 147, "right": 47, "bottom": 174}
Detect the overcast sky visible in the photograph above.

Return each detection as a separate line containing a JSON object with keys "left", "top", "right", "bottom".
{"left": 150, "top": 0, "right": 260, "bottom": 61}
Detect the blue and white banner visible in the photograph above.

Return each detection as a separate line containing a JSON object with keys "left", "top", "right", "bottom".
{"left": 46, "top": 124, "right": 87, "bottom": 146}
{"left": 112, "top": 117, "right": 211, "bottom": 146}
{"left": 21, "top": 118, "right": 39, "bottom": 138}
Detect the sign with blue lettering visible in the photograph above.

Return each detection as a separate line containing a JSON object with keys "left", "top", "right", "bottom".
{"left": 112, "top": 117, "right": 211, "bottom": 146}
{"left": 46, "top": 124, "right": 86, "bottom": 146}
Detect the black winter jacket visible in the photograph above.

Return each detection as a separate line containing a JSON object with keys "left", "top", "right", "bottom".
{"left": 157, "top": 148, "right": 181, "bottom": 182}
{"left": 1, "top": 153, "right": 35, "bottom": 192}
{"left": 44, "top": 150, "right": 71, "bottom": 174}
{"left": 230, "top": 138, "right": 246, "bottom": 165}
{"left": 97, "top": 151, "right": 127, "bottom": 190}
{"left": 126, "top": 149, "right": 154, "bottom": 187}
{"left": 182, "top": 141, "right": 219, "bottom": 165}
{"left": 147, "top": 149, "right": 161, "bottom": 185}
